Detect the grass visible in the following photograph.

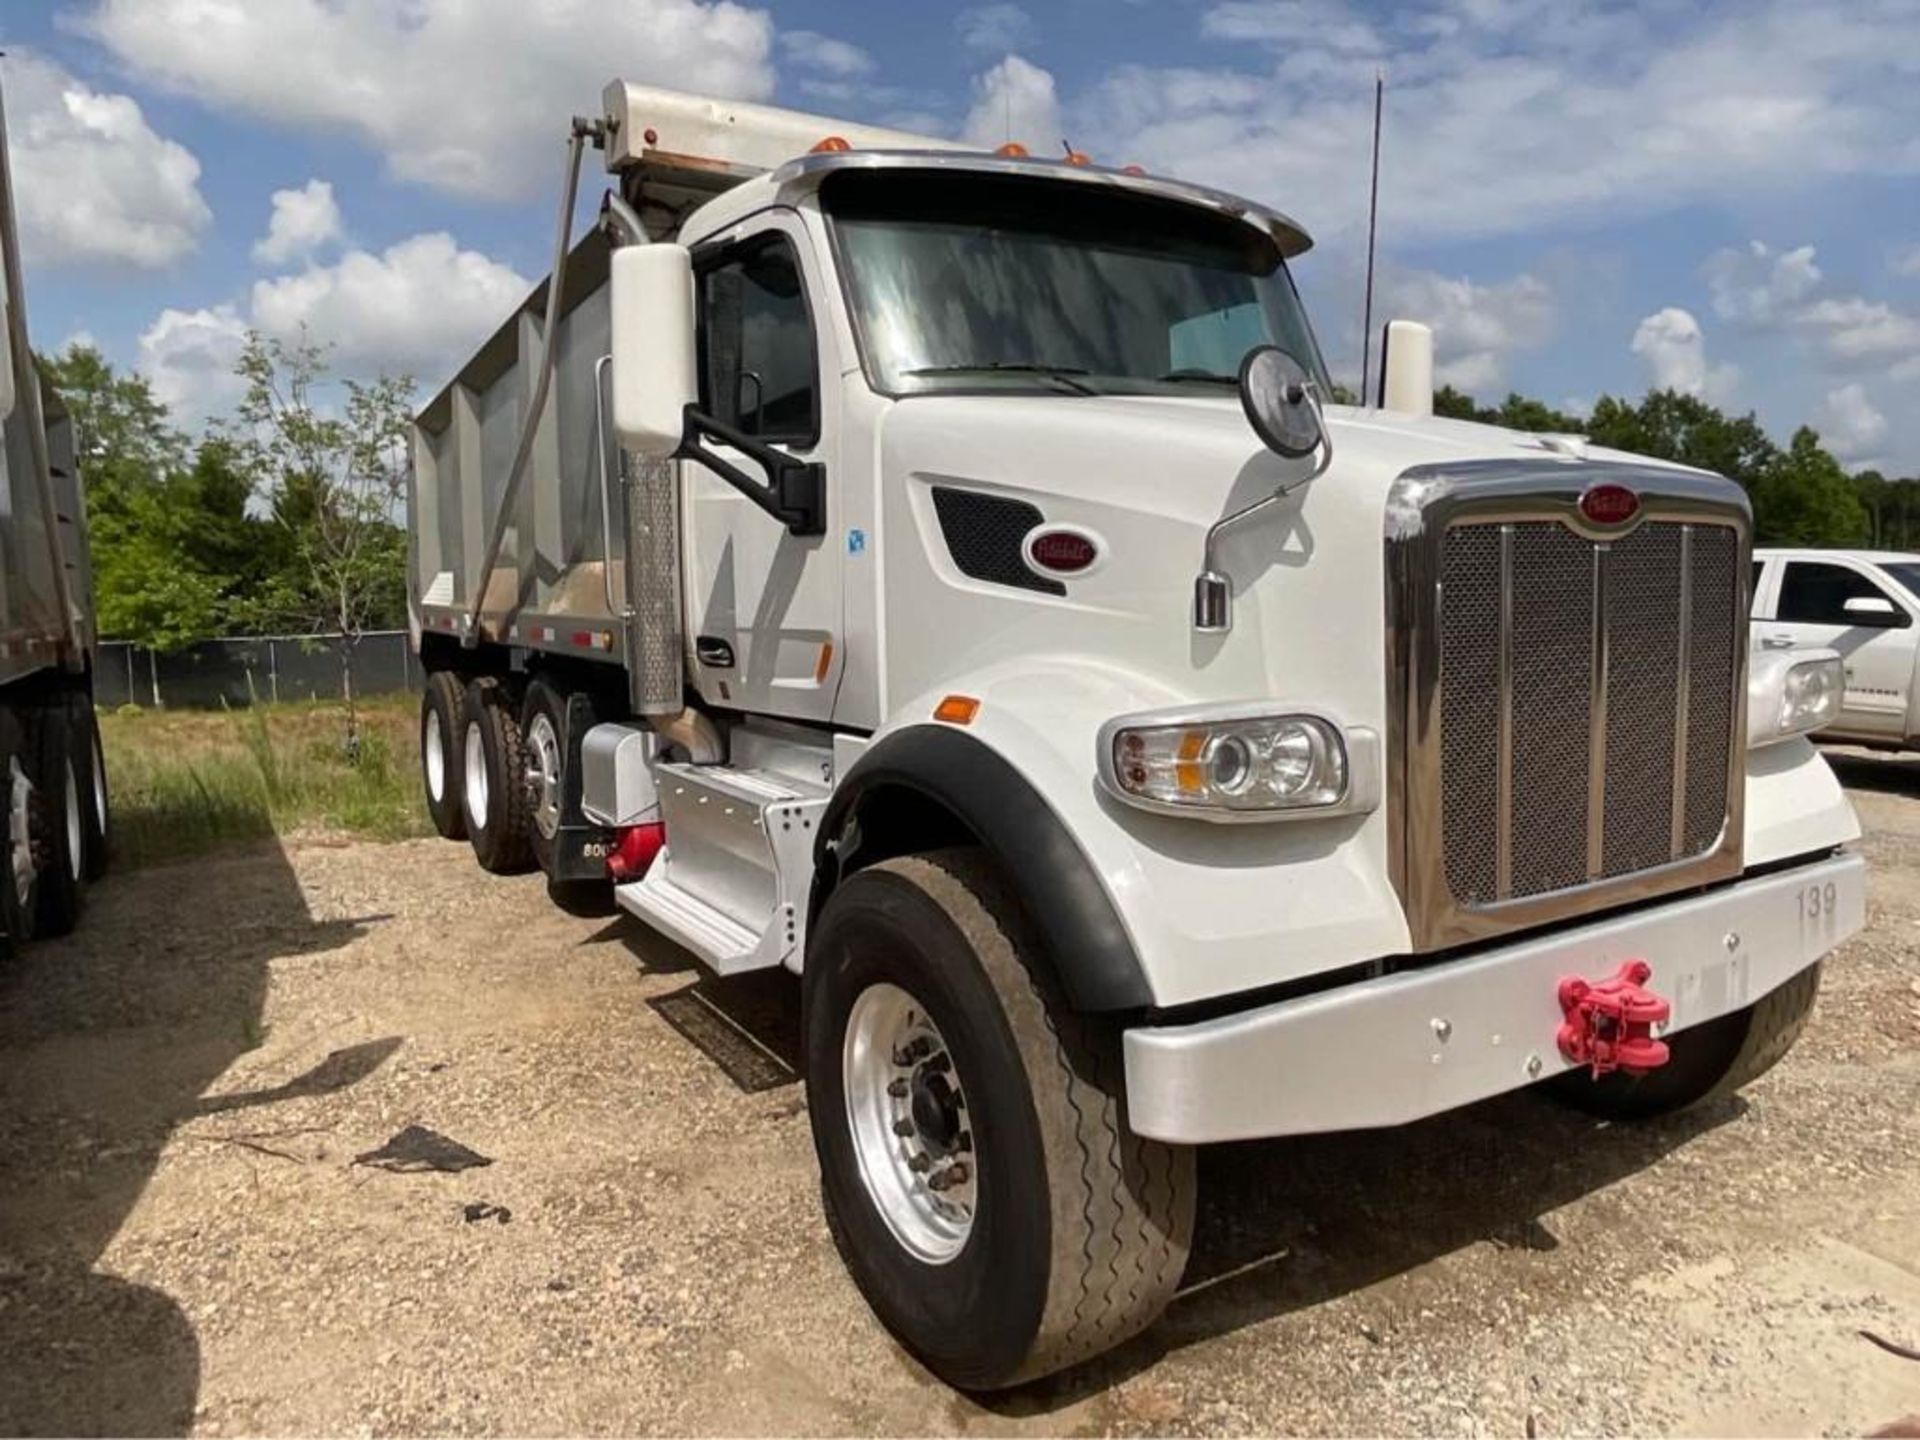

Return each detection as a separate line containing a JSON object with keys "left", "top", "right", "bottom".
{"left": 99, "top": 694, "right": 431, "bottom": 868}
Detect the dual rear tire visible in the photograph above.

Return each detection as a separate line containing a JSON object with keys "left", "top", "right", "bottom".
{"left": 0, "top": 691, "right": 107, "bottom": 956}
{"left": 420, "top": 671, "right": 596, "bottom": 890}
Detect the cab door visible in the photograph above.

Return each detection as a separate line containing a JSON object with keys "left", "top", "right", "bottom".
{"left": 681, "top": 213, "right": 844, "bottom": 723}
{"left": 1757, "top": 558, "right": 1917, "bottom": 737}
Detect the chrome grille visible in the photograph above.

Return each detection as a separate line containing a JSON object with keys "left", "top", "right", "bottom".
{"left": 1437, "top": 518, "right": 1740, "bottom": 909}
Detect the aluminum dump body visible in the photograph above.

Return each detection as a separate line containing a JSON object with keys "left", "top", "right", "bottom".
{"left": 0, "top": 379, "right": 90, "bottom": 686}
{"left": 410, "top": 232, "right": 631, "bottom": 664}
{"left": 0, "top": 79, "right": 90, "bottom": 689}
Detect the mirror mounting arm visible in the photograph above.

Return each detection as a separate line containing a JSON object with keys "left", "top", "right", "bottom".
{"left": 678, "top": 405, "right": 826, "bottom": 537}
{"left": 1193, "top": 427, "right": 1332, "bottom": 634}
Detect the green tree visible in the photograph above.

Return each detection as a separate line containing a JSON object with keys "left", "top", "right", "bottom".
{"left": 230, "top": 331, "right": 412, "bottom": 749}
{"left": 1751, "top": 426, "right": 1869, "bottom": 546}
{"left": 1583, "top": 390, "right": 1779, "bottom": 491}
{"left": 37, "top": 344, "right": 186, "bottom": 512}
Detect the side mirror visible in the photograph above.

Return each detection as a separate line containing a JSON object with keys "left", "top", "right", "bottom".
{"left": 609, "top": 243, "right": 697, "bottom": 458}
{"left": 1238, "top": 345, "right": 1324, "bottom": 459}
{"left": 1843, "top": 594, "right": 1906, "bottom": 627}
{"left": 1378, "top": 319, "right": 1433, "bottom": 417}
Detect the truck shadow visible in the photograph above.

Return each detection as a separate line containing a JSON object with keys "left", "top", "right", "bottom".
{"left": 1820, "top": 748, "right": 1920, "bottom": 798}
{"left": 984, "top": 1086, "right": 1738, "bottom": 1415}
{"left": 0, "top": 841, "right": 378, "bottom": 1437}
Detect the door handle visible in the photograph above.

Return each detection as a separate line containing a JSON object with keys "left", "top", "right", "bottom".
{"left": 1760, "top": 634, "right": 1796, "bottom": 650}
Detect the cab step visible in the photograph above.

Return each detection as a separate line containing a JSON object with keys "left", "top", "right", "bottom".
{"left": 613, "top": 759, "right": 827, "bottom": 975}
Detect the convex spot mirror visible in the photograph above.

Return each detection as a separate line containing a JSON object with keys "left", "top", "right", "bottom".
{"left": 610, "top": 243, "right": 698, "bottom": 459}
{"left": 1237, "top": 345, "right": 1324, "bottom": 460}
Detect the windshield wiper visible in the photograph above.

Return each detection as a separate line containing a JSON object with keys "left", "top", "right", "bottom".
{"left": 904, "top": 362, "right": 1099, "bottom": 395}
{"left": 1156, "top": 369, "right": 1238, "bottom": 385}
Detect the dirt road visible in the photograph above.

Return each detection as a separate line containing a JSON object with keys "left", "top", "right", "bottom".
{"left": 3, "top": 755, "right": 1918, "bottom": 1436}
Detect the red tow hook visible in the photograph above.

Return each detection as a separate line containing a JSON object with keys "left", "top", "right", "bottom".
{"left": 1556, "top": 960, "right": 1672, "bottom": 1078}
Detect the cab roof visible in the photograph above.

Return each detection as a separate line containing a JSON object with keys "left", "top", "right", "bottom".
{"left": 675, "top": 149, "right": 1315, "bottom": 259}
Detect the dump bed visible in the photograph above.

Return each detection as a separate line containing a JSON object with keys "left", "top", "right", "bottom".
{"left": 411, "top": 230, "right": 625, "bottom": 662}
{"left": 407, "top": 82, "right": 958, "bottom": 671}
{"left": 0, "top": 82, "right": 88, "bottom": 688}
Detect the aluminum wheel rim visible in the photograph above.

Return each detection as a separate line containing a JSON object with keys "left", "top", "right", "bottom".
{"left": 463, "top": 721, "right": 488, "bottom": 832}
{"left": 8, "top": 756, "right": 34, "bottom": 910}
{"left": 423, "top": 711, "right": 446, "bottom": 801}
{"left": 62, "top": 758, "right": 81, "bottom": 884}
{"left": 525, "top": 712, "right": 562, "bottom": 841}
{"left": 843, "top": 982, "right": 977, "bottom": 1265}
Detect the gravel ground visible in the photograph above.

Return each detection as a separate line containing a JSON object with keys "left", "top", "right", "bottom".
{"left": 2, "top": 754, "right": 1918, "bottom": 1436}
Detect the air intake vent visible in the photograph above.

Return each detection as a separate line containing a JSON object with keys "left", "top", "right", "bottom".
{"left": 931, "top": 487, "right": 1063, "bottom": 596}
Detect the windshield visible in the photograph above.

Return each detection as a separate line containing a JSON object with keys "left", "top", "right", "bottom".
{"left": 823, "top": 169, "right": 1328, "bottom": 399}
{"left": 1879, "top": 562, "right": 1920, "bottom": 603}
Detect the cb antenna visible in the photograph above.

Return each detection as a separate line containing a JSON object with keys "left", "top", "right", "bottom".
{"left": 1360, "top": 68, "right": 1384, "bottom": 407}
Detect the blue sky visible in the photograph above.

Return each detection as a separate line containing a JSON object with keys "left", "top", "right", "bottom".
{"left": 4, "top": 0, "right": 1917, "bottom": 470}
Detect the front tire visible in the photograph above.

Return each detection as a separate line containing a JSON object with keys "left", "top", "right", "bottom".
{"left": 1548, "top": 963, "right": 1823, "bottom": 1120}
{"left": 461, "top": 677, "right": 534, "bottom": 874}
{"left": 804, "top": 849, "right": 1194, "bottom": 1390}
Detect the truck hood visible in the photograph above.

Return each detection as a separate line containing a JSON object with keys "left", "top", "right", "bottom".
{"left": 875, "top": 390, "right": 1707, "bottom": 725}
{"left": 882, "top": 391, "right": 1694, "bottom": 528}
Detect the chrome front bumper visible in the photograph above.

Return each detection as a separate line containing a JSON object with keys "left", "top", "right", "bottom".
{"left": 1123, "top": 850, "right": 1864, "bottom": 1143}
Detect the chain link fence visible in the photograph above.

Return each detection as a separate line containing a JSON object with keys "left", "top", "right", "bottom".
{"left": 96, "top": 631, "right": 423, "bottom": 710}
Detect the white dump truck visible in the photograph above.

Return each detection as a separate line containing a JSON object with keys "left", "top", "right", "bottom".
{"left": 0, "top": 79, "right": 111, "bottom": 956}
{"left": 410, "top": 83, "right": 1864, "bottom": 1387}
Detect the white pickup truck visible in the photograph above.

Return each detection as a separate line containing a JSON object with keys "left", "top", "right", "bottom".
{"left": 408, "top": 84, "right": 1865, "bottom": 1388}
{"left": 1753, "top": 547, "right": 1920, "bottom": 747}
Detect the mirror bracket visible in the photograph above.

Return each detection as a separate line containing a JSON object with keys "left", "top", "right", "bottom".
{"left": 678, "top": 405, "right": 826, "bottom": 537}
{"left": 1193, "top": 348, "right": 1333, "bottom": 634}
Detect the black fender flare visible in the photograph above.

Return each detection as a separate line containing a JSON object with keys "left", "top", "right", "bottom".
{"left": 810, "top": 724, "right": 1152, "bottom": 1012}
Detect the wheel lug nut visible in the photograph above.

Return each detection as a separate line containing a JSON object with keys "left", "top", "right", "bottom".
{"left": 908, "top": 1153, "right": 932, "bottom": 1173}
{"left": 892, "top": 1118, "right": 915, "bottom": 1137}
{"left": 887, "top": 1078, "right": 908, "bottom": 1099}
{"left": 946, "top": 1161, "right": 970, "bottom": 1186}
{"left": 925, "top": 1052, "right": 951, "bottom": 1074}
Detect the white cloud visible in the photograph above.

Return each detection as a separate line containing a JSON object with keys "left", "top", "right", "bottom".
{"left": 1818, "top": 382, "right": 1888, "bottom": 460}
{"left": 1382, "top": 268, "right": 1555, "bottom": 392}
{"left": 5, "top": 49, "right": 208, "bottom": 269}
{"left": 1797, "top": 296, "right": 1920, "bottom": 365}
{"left": 1631, "top": 307, "right": 1737, "bottom": 402}
{"left": 1201, "top": 0, "right": 1384, "bottom": 56}
{"left": 964, "top": 54, "right": 1062, "bottom": 151}
{"left": 249, "top": 233, "right": 529, "bottom": 381}
{"left": 252, "top": 179, "right": 343, "bottom": 266}
{"left": 1705, "top": 241, "right": 1822, "bottom": 324}
{"left": 81, "top": 0, "right": 775, "bottom": 200}
{"left": 1062, "top": 0, "right": 1920, "bottom": 244}
{"left": 957, "top": 4, "right": 1036, "bottom": 53}
{"left": 779, "top": 30, "right": 873, "bottom": 78}
{"left": 137, "top": 305, "right": 249, "bottom": 429}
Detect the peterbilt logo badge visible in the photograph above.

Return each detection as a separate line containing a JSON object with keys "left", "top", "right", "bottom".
{"left": 1578, "top": 483, "right": 1641, "bottom": 528}
{"left": 1023, "top": 525, "right": 1102, "bottom": 577}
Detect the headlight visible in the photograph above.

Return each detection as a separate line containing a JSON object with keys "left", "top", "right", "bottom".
{"left": 1779, "top": 655, "right": 1842, "bottom": 736}
{"left": 1097, "top": 706, "right": 1379, "bottom": 821}
{"left": 1748, "top": 649, "right": 1843, "bottom": 748}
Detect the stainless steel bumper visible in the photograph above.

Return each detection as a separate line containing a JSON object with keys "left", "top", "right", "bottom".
{"left": 1124, "top": 850, "right": 1864, "bottom": 1143}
